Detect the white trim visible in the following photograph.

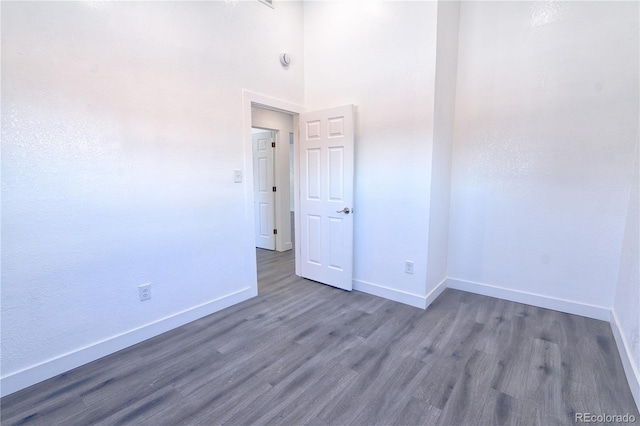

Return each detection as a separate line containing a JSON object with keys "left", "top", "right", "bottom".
{"left": 353, "top": 280, "right": 426, "bottom": 309}
{"left": 352, "top": 278, "right": 447, "bottom": 310}
{"left": 425, "top": 278, "right": 448, "bottom": 308}
{"left": 243, "top": 90, "right": 305, "bottom": 116}
{"left": 0, "top": 287, "right": 255, "bottom": 398}
{"left": 242, "top": 90, "right": 304, "bottom": 275}
{"left": 611, "top": 310, "right": 640, "bottom": 411}
{"left": 446, "top": 278, "right": 611, "bottom": 321}
{"left": 293, "top": 114, "right": 301, "bottom": 277}
{"left": 283, "top": 241, "right": 293, "bottom": 251}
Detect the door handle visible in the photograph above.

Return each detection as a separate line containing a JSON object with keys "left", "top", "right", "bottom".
{"left": 336, "top": 207, "right": 351, "bottom": 214}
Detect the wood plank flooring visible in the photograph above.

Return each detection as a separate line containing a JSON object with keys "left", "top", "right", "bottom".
{"left": 2, "top": 248, "right": 638, "bottom": 425}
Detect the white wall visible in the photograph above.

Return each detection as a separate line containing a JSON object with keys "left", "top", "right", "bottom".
{"left": 448, "top": 1, "right": 639, "bottom": 318}
{"left": 613, "top": 143, "right": 640, "bottom": 406}
{"left": 1, "top": 0, "right": 304, "bottom": 396}
{"left": 304, "top": 0, "right": 439, "bottom": 306}
{"left": 426, "top": 1, "right": 460, "bottom": 297}
{"left": 252, "top": 106, "right": 294, "bottom": 251}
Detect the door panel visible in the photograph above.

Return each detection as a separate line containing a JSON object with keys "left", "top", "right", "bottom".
{"left": 306, "top": 148, "right": 321, "bottom": 199}
{"left": 328, "top": 147, "right": 344, "bottom": 201}
{"left": 307, "top": 215, "right": 322, "bottom": 265}
{"left": 298, "top": 105, "right": 354, "bottom": 290}
{"left": 328, "top": 217, "right": 344, "bottom": 270}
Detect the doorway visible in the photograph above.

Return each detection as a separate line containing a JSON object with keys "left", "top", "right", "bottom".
{"left": 243, "top": 91, "right": 305, "bottom": 297}
{"left": 243, "top": 91, "right": 356, "bottom": 295}
{"left": 251, "top": 107, "right": 295, "bottom": 253}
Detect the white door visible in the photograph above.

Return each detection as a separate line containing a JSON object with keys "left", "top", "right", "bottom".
{"left": 298, "top": 105, "right": 354, "bottom": 290}
{"left": 253, "top": 131, "right": 276, "bottom": 250}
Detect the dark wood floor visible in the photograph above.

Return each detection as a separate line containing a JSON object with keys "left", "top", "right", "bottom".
{"left": 2, "top": 248, "right": 638, "bottom": 425}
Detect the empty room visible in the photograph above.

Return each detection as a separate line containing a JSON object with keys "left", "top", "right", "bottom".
{"left": 1, "top": 0, "right": 638, "bottom": 425}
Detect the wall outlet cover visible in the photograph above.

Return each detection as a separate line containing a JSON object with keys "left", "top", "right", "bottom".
{"left": 139, "top": 284, "right": 151, "bottom": 301}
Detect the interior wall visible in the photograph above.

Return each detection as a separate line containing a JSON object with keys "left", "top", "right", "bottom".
{"left": 303, "top": 0, "right": 439, "bottom": 304}
{"left": 426, "top": 1, "right": 460, "bottom": 296}
{"left": 613, "top": 143, "right": 640, "bottom": 405}
{"left": 448, "top": 1, "right": 639, "bottom": 314}
{"left": 1, "top": 0, "right": 304, "bottom": 395}
{"left": 251, "top": 106, "right": 294, "bottom": 251}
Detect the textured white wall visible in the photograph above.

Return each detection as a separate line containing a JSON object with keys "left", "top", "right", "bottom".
{"left": 448, "top": 1, "right": 639, "bottom": 308}
{"left": 614, "top": 144, "right": 639, "bottom": 402}
{"left": 1, "top": 0, "right": 303, "bottom": 391}
{"left": 304, "top": 0, "right": 438, "bottom": 301}
{"left": 426, "top": 1, "right": 460, "bottom": 294}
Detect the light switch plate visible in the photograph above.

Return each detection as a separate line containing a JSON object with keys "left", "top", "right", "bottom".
{"left": 234, "top": 170, "right": 242, "bottom": 183}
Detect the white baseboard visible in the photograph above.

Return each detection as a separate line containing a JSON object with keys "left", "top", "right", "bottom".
{"left": 282, "top": 242, "right": 293, "bottom": 251}
{"left": 425, "top": 278, "right": 448, "bottom": 308}
{"left": 610, "top": 310, "right": 640, "bottom": 411}
{"left": 446, "top": 278, "right": 611, "bottom": 321}
{"left": 0, "top": 287, "right": 255, "bottom": 398}
{"left": 353, "top": 279, "right": 426, "bottom": 308}
{"left": 353, "top": 278, "right": 447, "bottom": 310}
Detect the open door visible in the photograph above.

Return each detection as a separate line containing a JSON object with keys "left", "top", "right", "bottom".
{"left": 253, "top": 131, "right": 276, "bottom": 250}
{"left": 298, "top": 105, "right": 354, "bottom": 291}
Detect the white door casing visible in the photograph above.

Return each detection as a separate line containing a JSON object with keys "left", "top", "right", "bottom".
{"left": 253, "top": 131, "right": 276, "bottom": 250}
{"left": 298, "top": 105, "right": 354, "bottom": 291}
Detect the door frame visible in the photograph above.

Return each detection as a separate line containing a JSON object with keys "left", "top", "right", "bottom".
{"left": 242, "top": 90, "right": 305, "bottom": 292}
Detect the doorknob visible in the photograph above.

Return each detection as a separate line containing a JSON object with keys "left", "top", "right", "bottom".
{"left": 336, "top": 207, "right": 351, "bottom": 214}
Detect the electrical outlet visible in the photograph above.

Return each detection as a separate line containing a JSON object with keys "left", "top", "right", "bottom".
{"left": 405, "top": 261, "right": 414, "bottom": 275}
{"left": 139, "top": 283, "right": 151, "bottom": 301}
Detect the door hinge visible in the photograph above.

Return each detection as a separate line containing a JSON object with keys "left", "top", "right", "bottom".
{"left": 271, "top": 142, "right": 276, "bottom": 148}
{"left": 273, "top": 229, "right": 278, "bottom": 235}
{"left": 272, "top": 186, "right": 277, "bottom": 192}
